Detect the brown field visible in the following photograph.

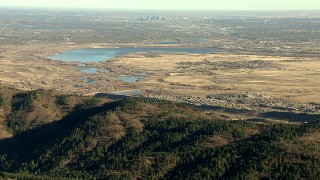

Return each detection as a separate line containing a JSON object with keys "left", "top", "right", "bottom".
{"left": 111, "top": 53, "right": 320, "bottom": 103}
{"left": 0, "top": 44, "right": 320, "bottom": 122}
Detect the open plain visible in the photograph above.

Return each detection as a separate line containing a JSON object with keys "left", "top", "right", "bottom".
{"left": 1, "top": 9, "right": 320, "bottom": 123}
{"left": 1, "top": 44, "right": 320, "bottom": 123}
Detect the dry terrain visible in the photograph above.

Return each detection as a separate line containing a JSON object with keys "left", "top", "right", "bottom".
{"left": 1, "top": 44, "right": 320, "bottom": 122}
{"left": 110, "top": 52, "right": 320, "bottom": 103}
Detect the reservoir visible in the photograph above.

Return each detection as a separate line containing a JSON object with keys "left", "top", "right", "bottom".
{"left": 82, "top": 77, "right": 95, "bottom": 84}
{"left": 49, "top": 47, "right": 217, "bottom": 63}
{"left": 117, "top": 76, "right": 140, "bottom": 83}
{"left": 78, "top": 67, "right": 99, "bottom": 74}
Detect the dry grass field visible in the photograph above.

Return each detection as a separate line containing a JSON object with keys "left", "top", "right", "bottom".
{"left": 1, "top": 44, "right": 319, "bottom": 122}
{"left": 111, "top": 53, "right": 320, "bottom": 103}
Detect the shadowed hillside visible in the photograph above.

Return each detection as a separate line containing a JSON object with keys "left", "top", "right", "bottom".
{"left": 0, "top": 88, "right": 320, "bottom": 179}
{"left": 0, "top": 87, "right": 110, "bottom": 137}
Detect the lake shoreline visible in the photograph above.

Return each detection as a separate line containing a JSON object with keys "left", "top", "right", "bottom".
{"left": 49, "top": 46, "right": 222, "bottom": 63}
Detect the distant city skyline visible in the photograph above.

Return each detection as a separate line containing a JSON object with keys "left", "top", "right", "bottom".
{"left": 1, "top": 0, "right": 320, "bottom": 10}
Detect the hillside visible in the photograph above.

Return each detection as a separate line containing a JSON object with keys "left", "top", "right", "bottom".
{"left": 0, "top": 88, "right": 320, "bottom": 179}
{"left": 0, "top": 87, "right": 110, "bottom": 137}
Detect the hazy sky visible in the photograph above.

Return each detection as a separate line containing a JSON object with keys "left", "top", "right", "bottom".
{"left": 1, "top": 0, "right": 320, "bottom": 10}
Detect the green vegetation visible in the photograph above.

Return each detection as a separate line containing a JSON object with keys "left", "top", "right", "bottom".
{"left": 0, "top": 94, "right": 4, "bottom": 106}
{"left": 5, "top": 91, "right": 38, "bottom": 133}
{"left": 55, "top": 95, "right": 70, "bottom": 106}
{"left": 11, "top": 91, "right": 38, "bottom": 111}
{"left": 1, "top": 89, "right": 96, "bottom": 135}
{"left": 0, "top": 88, "right": 320, "bottom": 179}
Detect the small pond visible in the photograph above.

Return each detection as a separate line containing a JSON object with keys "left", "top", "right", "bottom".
{"left": 78, "top": 67, "right": 98, "bottom": 74}
{"left": 117, "top": 76, "right": 140, "bottom": 83}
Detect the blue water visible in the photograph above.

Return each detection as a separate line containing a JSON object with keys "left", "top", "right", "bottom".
{"left": 153, "top": 41, "right": 183, "bottom": 45}
{"left": 117, "top": 76, "right": 140, "bottom": 83}
{"left": 82, "top": 77, "right": 95, "bottom": 84}
{"left": 192, "top": 38, "right": 208, "bottom": 43}
{"left": 112, "top": 89, "right": 142, "bottom": 95}
{"left": 49, "top": 47, "right": 217, "bottom": 63}
{"left": 79, "top": 67, "right": 98, "bottom": 74}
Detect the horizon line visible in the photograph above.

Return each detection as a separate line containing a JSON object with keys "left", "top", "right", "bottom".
{"left": 1, "top": 5, "right": 320, "bottom": 12}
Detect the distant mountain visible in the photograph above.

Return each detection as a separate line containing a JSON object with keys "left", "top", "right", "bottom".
{"left": 0, "top": 87, "right": 320, "bottom": 179}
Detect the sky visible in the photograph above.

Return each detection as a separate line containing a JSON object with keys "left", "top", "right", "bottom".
{"left": 0, "top": 0, "right": 320, "bottom": 11}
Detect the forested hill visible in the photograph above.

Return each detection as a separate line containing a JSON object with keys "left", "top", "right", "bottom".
{"left": 0, "top": 88, "right": 320, "bottom": 179}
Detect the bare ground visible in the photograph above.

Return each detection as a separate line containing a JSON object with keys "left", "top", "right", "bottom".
{"left": 0, "top": 44, "right": 319, "bottom": 123}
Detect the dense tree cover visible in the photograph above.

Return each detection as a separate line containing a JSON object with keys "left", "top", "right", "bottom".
{"left": 0, "top": 94, "right": 4, "bottom": 106}
{"left": 55, "top": 95, "right": 70, "bottom": 106}
{"left": 1, "top": 89, "right": 97, "bottom": 135}
{"left": 0, "top": 96, "right": 320, "bottom": 179}
{"left": 5, "top": 91, "right": 38, "bottom": 134}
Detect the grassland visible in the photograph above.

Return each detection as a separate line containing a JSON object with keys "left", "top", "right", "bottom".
{"left": 1, "top": 44, "right": 320, "bottom": 123}
{"left": 1, "top": 9, "right": 320, "bottom": 123}
{"left": 1, "top": 9, "right": 320, "bottom": 179}
{"left": 111, "top": 53, "right": 320, "bottom": 103}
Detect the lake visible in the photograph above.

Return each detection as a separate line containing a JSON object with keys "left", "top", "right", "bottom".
{"left": 78, "top": 67, "right": 99, "bottom": 74}
{"left": 153, "top": 41, "right": 183, "bottom": 45}
{"left": 82, "top": 77, "right": 95, "bottom": 84}
{"left": 49, "top": 47, "right": 217, "bottom": 63}
{"left": 117, "top": 76, "right": 140, "bottom": 83}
